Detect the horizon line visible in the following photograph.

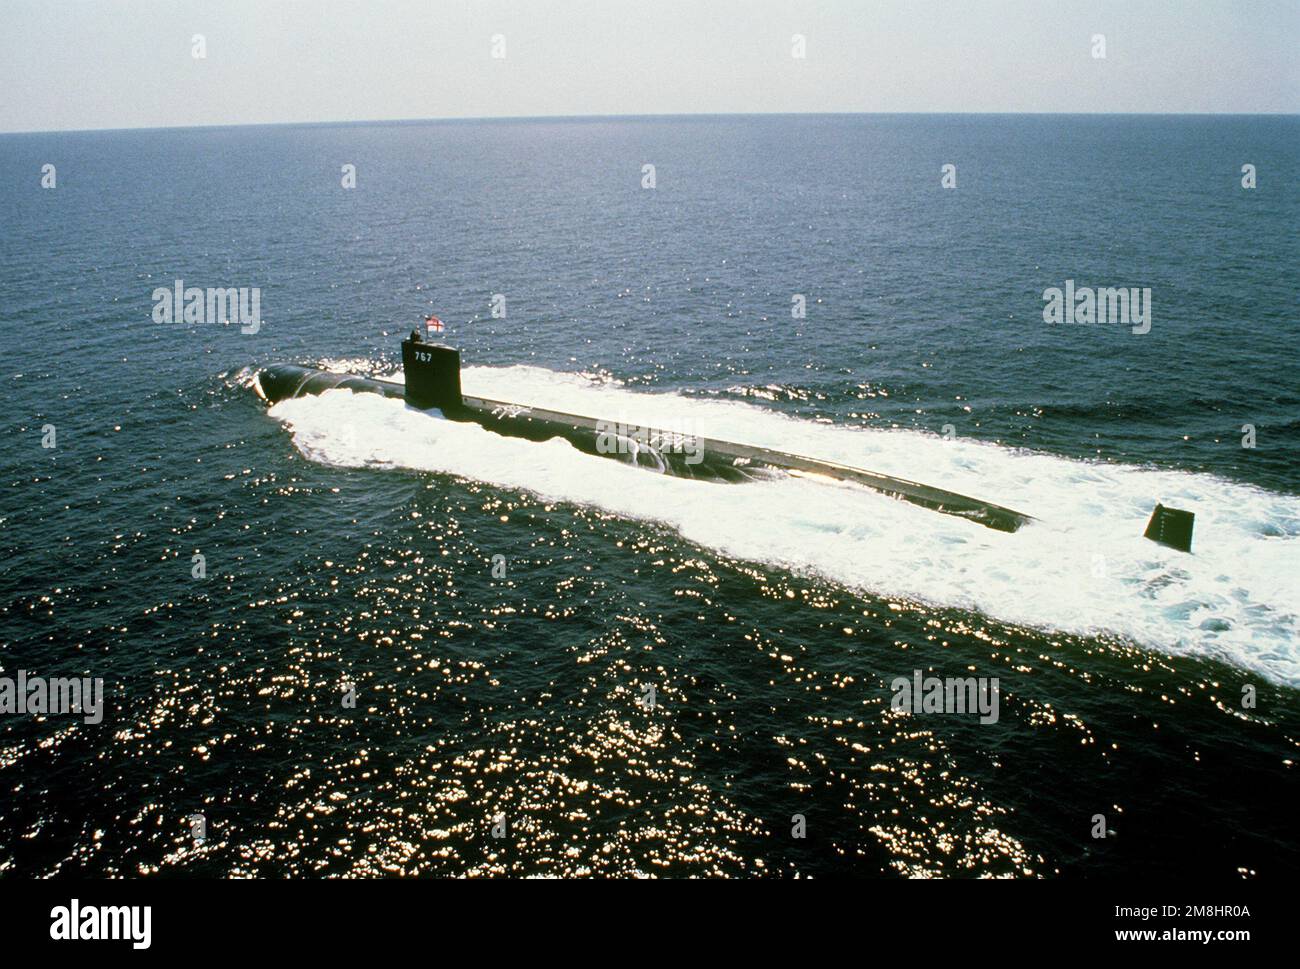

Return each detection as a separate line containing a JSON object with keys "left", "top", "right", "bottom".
{"left": 4, "top": 108, "right": 1298, "bottom": 137}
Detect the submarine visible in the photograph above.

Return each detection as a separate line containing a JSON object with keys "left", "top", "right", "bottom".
{"left": 256, "top": 332, "right": 1198, "bottom": 549}
{"left": 257, "top": 332, "right": 1039, "bottom": 534}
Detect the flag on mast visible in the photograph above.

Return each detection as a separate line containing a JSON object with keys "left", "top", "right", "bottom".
{"left": 424, "top": 314, "right": 444, "bottom": 336}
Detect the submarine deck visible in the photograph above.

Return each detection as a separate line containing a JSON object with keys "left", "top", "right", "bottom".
{"left": 455, "top": 392, "right": 1034, "bottom": 533}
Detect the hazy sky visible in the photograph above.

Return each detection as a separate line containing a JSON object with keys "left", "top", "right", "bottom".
{"left": 1, "top": 0, "right": 1296, "bottom": 133}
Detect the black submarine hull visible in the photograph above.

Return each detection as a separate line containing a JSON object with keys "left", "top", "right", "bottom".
{"left": 257, "top": 341, "right": 1034, "bottom": 534}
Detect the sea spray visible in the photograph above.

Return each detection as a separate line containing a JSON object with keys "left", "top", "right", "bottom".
{"left": 268, "top": 364, "right": 1300, "bottom": 686}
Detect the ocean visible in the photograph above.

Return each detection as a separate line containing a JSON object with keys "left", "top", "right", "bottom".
{"left": 1, "top": 114, "right": 1297, "bottom": 877}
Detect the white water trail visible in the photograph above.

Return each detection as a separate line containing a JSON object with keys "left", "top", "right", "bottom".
{"left": 267, "top": 365, "right": 1300, "bottom": 687}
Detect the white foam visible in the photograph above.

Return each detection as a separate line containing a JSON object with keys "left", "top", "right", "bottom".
{"left": 268, "top": 365, "right": 1300, "bottom": 686}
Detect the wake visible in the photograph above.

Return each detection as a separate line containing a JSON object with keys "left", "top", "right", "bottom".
{"left": 267, "top": 364, "right": 1300, "bottom": 687}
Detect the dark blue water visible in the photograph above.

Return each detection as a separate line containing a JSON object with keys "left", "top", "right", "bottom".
{"left": 1, "top": 115, "right": 1297, "bottom": 877}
